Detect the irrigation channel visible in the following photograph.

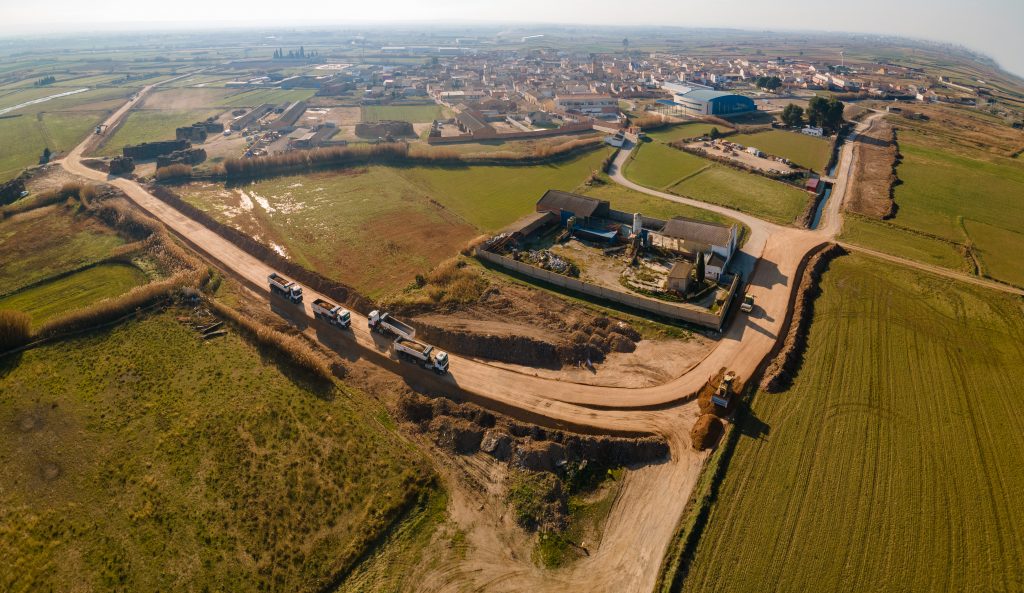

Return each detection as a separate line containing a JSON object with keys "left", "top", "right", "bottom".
{"left": 809, "top": 146, "right": 842, "bottom": 230}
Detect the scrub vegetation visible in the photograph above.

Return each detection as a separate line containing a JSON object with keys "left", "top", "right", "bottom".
{"left": 0, "top": 312, "right": 434, "bottom": 593}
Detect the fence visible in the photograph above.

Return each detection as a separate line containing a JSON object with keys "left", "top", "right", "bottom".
{"left": 477, "top": 249, "right": 739, "bottom": 330}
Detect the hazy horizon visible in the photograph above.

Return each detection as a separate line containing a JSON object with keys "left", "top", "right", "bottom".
{"left": 1, "top": 0, "right": 1022, "bottom": 77}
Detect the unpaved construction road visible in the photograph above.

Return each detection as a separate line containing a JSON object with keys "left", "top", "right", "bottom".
{"left": 57, "top": 93, "right": 956, "bottom": 592}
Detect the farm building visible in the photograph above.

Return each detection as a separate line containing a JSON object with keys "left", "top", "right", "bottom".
{"left": 665, "top": 261, "right": 694, "bottom": 293}
{"left": 536, "top": 190, "right": 611, "bottom": 227}
{"left": 534, "top": 190, "right": 739, "bottom": 276}
{"left": 651, "top": 216, "right": 738, "bottom": 280}
{"left": 660, "top": 82, "right": 756, "bottom": 117}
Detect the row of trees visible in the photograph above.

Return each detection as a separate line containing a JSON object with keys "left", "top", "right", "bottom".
{"left": 272, "top": 47, "right": 319, "bottom": 60}
{"left": 34, "top": 75, "right": 56, "bottom": 87}
{"left": 781, "top": 97, "right": 845, "bottom": 134}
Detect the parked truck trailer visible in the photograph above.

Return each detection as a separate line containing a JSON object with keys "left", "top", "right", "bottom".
{"left": 393, "top": 336, "right": 449, "bottom": 375}
{"left": 268, "top": 272, "right": 303, "bottom": 304}
{"left": 368, "top": 310, "right": 415, "bottom": 339}
{"left": 311, "top": 298, "right": 351, "bottom": 328}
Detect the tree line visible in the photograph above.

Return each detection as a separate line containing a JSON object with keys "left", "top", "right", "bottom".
{"left": 781, "top": 96, "right": 845, "bottom": 134}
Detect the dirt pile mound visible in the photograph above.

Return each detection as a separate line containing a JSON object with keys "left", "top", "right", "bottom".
{"left": 690, "top": 414, "right": 724, "bottom": 450}
{"left": 410, "top": 281, "right": 641, "bottom": 368}
{"left": 847, "top": 119, "right": 899, "bottom": 219}
{"left": 397, "top": 392, "right": 668, "bottom": 471}
{"left": 355, "top": 120, "right": 415, "bottom": 139}
{"left": 761, "top": 243, "right": 847, "bottom": 392}
{"left": 414, "top": 321, "right": 562, "bottom": 367}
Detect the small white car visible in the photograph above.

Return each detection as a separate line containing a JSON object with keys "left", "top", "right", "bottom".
{"left": 740, "top": 294, "right": 755, "bottom": 313}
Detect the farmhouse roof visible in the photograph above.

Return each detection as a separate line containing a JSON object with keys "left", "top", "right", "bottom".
{"left": 659, "top": 217, "right": 733, "bottom": 247}
{"left": 668, "top": 261, "right": 693, "bottom": 280}
{"left": 456, "top": 109, "right": 492, "bottom": 133}
{"left": 536, "top": 190, "right": 608, "bottom": 219}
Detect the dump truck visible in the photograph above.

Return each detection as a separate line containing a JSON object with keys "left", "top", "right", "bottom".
{"left": 268, "top": 272, "right": 303, "bottom": 304}
{"left": 368, "top": 310, "right": 415, "bottom": 339}
{"left": 393, "top": 336, "right": 449, "bottom": 375}
{"left": 311, "top": 298, "right": 351, "bottom": 328}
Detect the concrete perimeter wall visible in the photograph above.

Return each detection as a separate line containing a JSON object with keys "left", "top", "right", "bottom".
{"left": 427, "top": 122, "right": 595, "bottom": 145}
{"left": 477, "top": 249, "right": 738, "bottom": 330}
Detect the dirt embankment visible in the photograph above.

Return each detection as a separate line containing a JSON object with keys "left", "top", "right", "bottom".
{"left": 397, "top": 391, "right": 668, "bottom": 472}
{"left": 847, "top": 119, "right": 899, "bottom": 219}
{"left": 410, "top": 282, "right": 641, "bottom": 368}
{"left": 760, "top": 243, "right": 848, "bottom": 392}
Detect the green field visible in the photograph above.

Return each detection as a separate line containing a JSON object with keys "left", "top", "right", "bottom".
{"left": 728, "top": 130, "right": 832, "bottom": 170}
{"left": 681, "top": 254, "right": 1024, "bottom": 593}
{"left": 403, "top": 147, "right": 613, "bottom": 231}
{"left": 181, "top": 148, "right": 611, "bottom": 298}
{"left": 216, "top": 88, "right": 316, "bottom": 107}
{"left": 840, "top": 216, "right": 970, "bottom": 271}
{"left": 668, "top": 166, "right": 806, "bottom": 224}
{"left": 625, "top": 141, "right": 807, "bottom": 224}
{"left": 361, "top": 104, "right": 444, "bottom": 123}
{"left": 0, "top": 112, "right": 106, "bottom": 180}
{"left": 0, "top": 262, "right": 148, "bottom": 327}
{"left": 95, "top": 109, "right": 221, "bottom": 157}
{"left": 964, "top": 220, "right": 1024, "bottom": 286}
{"left": 841, "top": 131, "right": 1024, "bottom": 286}
{"left": 643, "top": 122, "right": 720, "bottom": 144}
{"left": 0, "top": 209, "right": 126, "bottom": 294}
{"left": 581, "top": 179, "right": 744, "bottom": 235}
{"left": 626, "top": 142, "right": 709, "bottom": 189}
{"left": 182, "top": 169, "right": 478, "bottom": 299}
{"left": 0, "top": 86, "right": 136, "bottom": 181}
{"left": 0, "top": 311, "right": 432, "bottom": 593}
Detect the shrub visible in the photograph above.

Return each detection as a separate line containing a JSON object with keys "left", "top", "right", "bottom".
{"left": 1, "top": 181, "right": 84, "bottom": 218}
{"left": 155, "top": 163, "right": 192, "bottom": 181}
{"left": 205, "top": 298, "right": 333, "bottom": 381}
{"left": 0, "top": 310, "right": 33, "bottom": 352}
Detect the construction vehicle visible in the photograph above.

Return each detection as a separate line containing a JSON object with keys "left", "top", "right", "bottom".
{"left": 712, "top": 371, "right": 737, "bottom": 408}
{"left": 268, "top": 272, "right": 303, "bottom": 304}
{"left": 740, "top": 294, "right": 755, "bottom": 313}
{"left": 393, "top": 336, "right": 449, "bottom": 375}
{"left": 368, "top": 310, "right": 415, "bottom": 339}
{"left": 311, "top": 298, "right": 351, "bottom": 328}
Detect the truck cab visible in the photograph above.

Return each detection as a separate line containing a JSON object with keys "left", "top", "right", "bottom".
{"left": 740, "top": 294, "right": 755, "bottom": 313}
{"left": 433, "top": 350, "right": 450, "bottom": 374}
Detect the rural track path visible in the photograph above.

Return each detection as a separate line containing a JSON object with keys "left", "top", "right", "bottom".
{"left": 839, "top": 242, "right": 1024, "bottom": 296}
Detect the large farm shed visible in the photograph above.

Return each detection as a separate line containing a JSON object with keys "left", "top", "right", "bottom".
{"left": 660, "top": 83, "right": 756, "bottom": 116}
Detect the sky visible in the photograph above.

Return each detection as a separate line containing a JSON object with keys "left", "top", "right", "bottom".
{"left": 2, "top": 0, "right": 1022, "bottom": 77}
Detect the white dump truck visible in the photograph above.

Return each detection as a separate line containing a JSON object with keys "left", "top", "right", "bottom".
{"left": 268, "top": 272, "right": 303, "bottom": 304}
{"left": 311, "top": 298, "right": 351, "bottom": 328}
{"left": 393, "top": 337, "right": 449, "bottom": 375}
{"left": 368, "top": 310, "right": 415, "bottom": 339}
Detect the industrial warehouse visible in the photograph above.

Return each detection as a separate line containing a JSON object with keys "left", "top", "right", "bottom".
{"left": 659, "top": 82, "right": 757, "bottom": 116}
